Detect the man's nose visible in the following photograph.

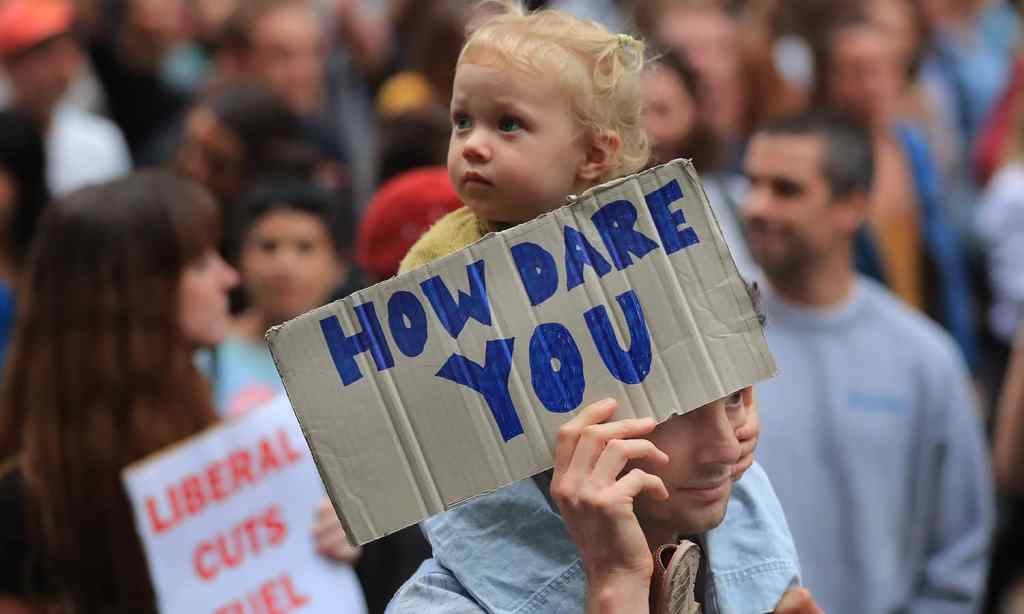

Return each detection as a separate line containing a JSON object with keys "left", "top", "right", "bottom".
{"left": 741, "top": 186, "right": 773, "bottom": 223}
{"left": 269, "top": 248, "right": 302, "bottom": 276}
{"left": 693, "top": 402, "right": 741, "bottom": 466}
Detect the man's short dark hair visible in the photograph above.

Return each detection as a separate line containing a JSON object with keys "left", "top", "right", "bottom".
{"left": 754, "top": 111, "right": 874, "bottom": 199}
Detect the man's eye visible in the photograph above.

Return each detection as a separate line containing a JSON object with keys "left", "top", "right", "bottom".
{"left": 726, "top": 391, "right": 743, "bottom": 408}
{"left": 771, "top": 178, "right": 803, "bottom": 198}
{"left": 452, "top": 114, "right": 471, "bottom": 130}
{"left": 498, "top": 116, "right": 522, "bottom": 132}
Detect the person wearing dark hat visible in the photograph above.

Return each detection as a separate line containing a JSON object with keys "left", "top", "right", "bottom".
{"left": 0, "top": 0, "right": 130, "bottom": 196}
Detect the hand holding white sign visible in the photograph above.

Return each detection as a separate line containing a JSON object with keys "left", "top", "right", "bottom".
{"left": 313, "top": 497, "right": 361, "bottom": 563}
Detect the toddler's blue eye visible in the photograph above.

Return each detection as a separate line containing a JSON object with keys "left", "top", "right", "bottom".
{"left": 498, "top": 117, "right": 522, "bottom": 132}
{"left": 453, "top": 114, "right": 472, "bottom": 130}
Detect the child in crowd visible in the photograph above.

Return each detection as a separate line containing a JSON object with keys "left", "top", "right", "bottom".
{"left": 212, "top": 179, "right": 359, "bottom": 417}
{"left": 216, "top": 178, "right": 435, "bottom": 614}
{"left": 390, "top": 2, "right": 813, "bottom": 612}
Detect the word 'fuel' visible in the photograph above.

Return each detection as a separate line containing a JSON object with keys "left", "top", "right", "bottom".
{"left": 319, "top": 179, "right": 699, "bottom": 442}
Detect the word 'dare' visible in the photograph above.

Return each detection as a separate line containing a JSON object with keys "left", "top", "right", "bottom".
{"left": 318, "top": 179, "right": 700, "bottom": 442}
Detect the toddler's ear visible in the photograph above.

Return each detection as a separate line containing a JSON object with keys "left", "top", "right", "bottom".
{"left": 576, "top": 131, "right": 621, "bottom": 185}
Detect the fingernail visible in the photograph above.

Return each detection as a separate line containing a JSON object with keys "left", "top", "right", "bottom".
{"left": 597, "top": 397, "right": 617, "bottom": 410}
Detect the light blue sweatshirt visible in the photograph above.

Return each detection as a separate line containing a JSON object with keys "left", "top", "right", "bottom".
{"left": 755, "top": 277, "right": 994, "bottom": 614}
{"left": 386, "top": 463, "right": 801, "bottom": 614}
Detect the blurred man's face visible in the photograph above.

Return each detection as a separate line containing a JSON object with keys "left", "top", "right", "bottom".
{"left": 240, "top": 209, "right": 343, "bottom": 325}
{"left": 188, "top": 0, "right": 238, "bottom": 44}
{"left": 247, "top": 3, "right": 326, "bottom": 116}
{"left": 3, "top": 35, "right": 81, "bottom": 121}
{"left": 741, "top": 133, "right": 839, "bottom": 281}
{"left": 827, "top": 25, "right": 904, "bottom": 126}
{"left": 127, "top": 0, "right": 187, "bottom": 65}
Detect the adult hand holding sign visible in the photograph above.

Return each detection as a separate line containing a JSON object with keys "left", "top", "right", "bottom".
{"left": 551, "top": 398, "right": 669, "bottom": 612}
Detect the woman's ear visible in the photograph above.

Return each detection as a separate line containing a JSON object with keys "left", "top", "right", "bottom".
{"left": 576, "top": 131, "right": 622, "bottom": 186}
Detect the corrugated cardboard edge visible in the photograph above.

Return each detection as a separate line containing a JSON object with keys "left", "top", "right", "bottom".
{"left": 675, "top": 161, "right": 777, "bottom": 383}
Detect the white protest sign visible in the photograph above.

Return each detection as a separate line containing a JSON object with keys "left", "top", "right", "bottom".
{"left": 267, "top": 160, "right": 776, "bottom": 545}
{"left": 123, "top": 396, "right": 367, "bottom": 614}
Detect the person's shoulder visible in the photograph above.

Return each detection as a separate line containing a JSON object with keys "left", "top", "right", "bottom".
{"left": 707, "top": 462, "right": 801, "bottom": 613}
{"left": 858, "top": 278, "right": 965, "bottom": 370}
{"left": 386, "top": 558, "right": 486, "bottom": 614}
{"left": 49, "top": 104, "right": 131, "bottom": 176}
{"left": 398, "top": 207, "right": 482, "bottom": 274}
{"left": 978, "top": 162, "right": 1024, "bottom": 227}
{"left": 53, "top": 104, "right": 126, "bottom": 144}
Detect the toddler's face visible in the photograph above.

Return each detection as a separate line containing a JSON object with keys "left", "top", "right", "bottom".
{"left": 447, "top": 52, "right": 589, "bottom": 225}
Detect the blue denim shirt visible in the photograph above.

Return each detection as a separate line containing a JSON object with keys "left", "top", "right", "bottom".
{"left": 386, "top": 462, "right": 799, "bottom": 614}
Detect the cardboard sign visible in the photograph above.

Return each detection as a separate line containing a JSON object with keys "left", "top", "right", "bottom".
{"left": 267, "top": 160, "right": 776, "bottom": 545}
{"left": 123, "top": 396, "right": 367, "bottom": 614}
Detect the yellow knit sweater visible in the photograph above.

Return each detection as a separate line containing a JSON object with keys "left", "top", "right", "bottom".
{"left": 397, "top": 206, "right": 494, "bottom": 274}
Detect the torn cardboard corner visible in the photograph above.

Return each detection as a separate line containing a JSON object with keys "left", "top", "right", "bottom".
{"left": 267, "top": 159, "right": 776, "bottom": 545}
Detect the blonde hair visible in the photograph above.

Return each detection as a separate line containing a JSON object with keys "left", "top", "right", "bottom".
{"left": 459, "top": 1, "right": 649, "bottom": 180}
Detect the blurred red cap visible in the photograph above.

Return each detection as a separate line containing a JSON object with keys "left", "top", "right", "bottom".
{"left": 357, "top": 167, "right": 463, "bottom": 281}
{"left": 0, "top": 0, "right": 73, "bottom": 58}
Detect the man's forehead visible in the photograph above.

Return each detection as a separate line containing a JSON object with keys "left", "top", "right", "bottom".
{"left": 745, "top": 133, "right": 825, "bottom": 179}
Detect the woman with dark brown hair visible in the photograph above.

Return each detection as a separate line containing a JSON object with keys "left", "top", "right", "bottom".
{"left": 0, "top": 170, "right": 239, "bottom": 612}
{"left": 642, "top": 49, "right": 756, "bottom": 275}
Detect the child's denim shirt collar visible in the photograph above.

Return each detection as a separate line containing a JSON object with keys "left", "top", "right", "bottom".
{"left": 421, "top": 462, "right": 800, "bottom": 614}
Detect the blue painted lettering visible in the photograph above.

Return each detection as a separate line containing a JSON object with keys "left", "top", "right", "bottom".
{"left": 590, "top": 200, "right": 660, "bottom": 270}
{"left": 584, "top": 290, "right": 652, "bottom": 384}
{"left": 644, "top": 180, "right": 699, "bottom": 254}
{"left": 420, "top": 260, "right": 492, "bottom": 339}
{"left": 436, "top": 338, "right": 523, "bottom": 442}
{"left": 511, "top": 242, "right": 558, "bottom": 306}
{"left": 563, "top": 225, "right": 612, "bottom": 291}
{"left": 529, "top": 323, "right": 585, "bottom": 412}
{"left": 387, "top": 291, "right": 428, "bottom": 358}
{"left": 320, "top": 304, "right": 395, "bottom": 386}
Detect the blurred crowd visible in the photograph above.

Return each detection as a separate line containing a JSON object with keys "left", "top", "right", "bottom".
{"left": 1, "top": 0, "right": 1024, "bottom": 612}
